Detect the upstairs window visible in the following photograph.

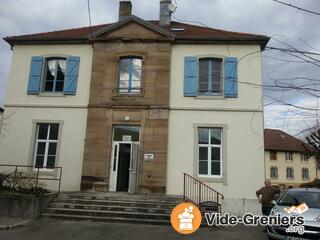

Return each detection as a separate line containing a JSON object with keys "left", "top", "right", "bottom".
{"left": 301, "top": 154, "right": 308, "bottom": 162}
{"left": 43, "top": 57, "right": 66, "bottom": 92}
{"left": 34, "top": 123, "right": 59, "bottom": 169}
{"left": 285, "top": 152, "right": 293, "bottom": 161}
{"left": 118, "top": 57, "right": 142, "bottom": 94}
{"left": 198, "top": 58, "right": 222, "bottom": 96}
{"left": 183, "top": 56, "right": 238, "bottom": 98}
{"left": 27, "top": 56, "right": 80, "bottom": 95}
{"left": 270, "top": 151, "right": 277, "bottom": 160}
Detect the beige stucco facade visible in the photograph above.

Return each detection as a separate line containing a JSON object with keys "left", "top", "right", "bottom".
{"left": 167, "top": 44, "right": 265, "bottom": 215}
{"left": 265, "top": 151, "right": 318, "bottom": 187}
{"left": 0, "top": 44, "right": 92, "bottom": 191}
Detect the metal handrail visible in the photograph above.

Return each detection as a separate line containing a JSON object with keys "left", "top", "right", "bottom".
{"left": 0, "top": 164, "right": 63, "bottom": 193}
{"left": 183, "top": 172, "right": 224, "bottom": 212}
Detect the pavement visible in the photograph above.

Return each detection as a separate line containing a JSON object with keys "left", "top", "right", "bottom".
{"left": 0, "top": 216, "right": 31, "bottom": 230}
{"left": 0, "top": 218, "right": 269, "bottom": 240}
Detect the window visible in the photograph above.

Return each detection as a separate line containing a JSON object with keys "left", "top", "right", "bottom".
{"left": 198, "top": 58, "right": 222, "bottom": 96}
{"left": 198, "top": 127, "right": 222, "bottom": 177}
{"left": 301, "top": 154, "right": 308, "bottom": 162}
{"left": 27, "top": 56, "right": 80, "bottom": 95}
{"left": 43, "top": 57, "right": 67, "bottom": 92}
{"left": 270, "top": 151, "right": 277, "bottom": 160}
{"left": 302, "top": 168, "right": 309, "bottom": 180}
{"left": 270, "top": 167, "right": 278, "bottom": 179}
{"left": 118, "top": 57, "right": 142, "bottom": 93}
{"left": 34, "top": 123, "right": 59, "bottom": 169}
{"left": 285, "top": 152, "right": 293, "bottom": 161}
{"left": 286, "top": 167, "right": 294, "bottom": 179}
{"left": 113, "top": 125, "right": 140, "bottom": 142}
{"left": 184, "top": 56, "right": 237, "bottom": 98}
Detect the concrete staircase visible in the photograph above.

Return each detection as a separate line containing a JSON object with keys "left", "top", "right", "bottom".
{"left": 42, "top": 192, "right": 182, "bottom": 225}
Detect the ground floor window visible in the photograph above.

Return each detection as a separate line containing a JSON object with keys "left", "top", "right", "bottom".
{"left": 270, "top": 166, "right": 278, "bottom": 179}
{"left": 34, "top": 123, "right": 59, "bottom": 169}
{"left": 286, "top": 167, "right": 294, "bottom": 179}
{"left": 198, "top": 127, "right": 222, "bottom": 177}
{"left": 302, "top": 168, "right": 309, "bottom": 180}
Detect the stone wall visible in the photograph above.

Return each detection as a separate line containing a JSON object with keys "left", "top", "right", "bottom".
{"left": 82, "top": 41, "right": 171, "bottom": 193}
{"left": 0, "top": 193, "right": 56, "bottom": 218}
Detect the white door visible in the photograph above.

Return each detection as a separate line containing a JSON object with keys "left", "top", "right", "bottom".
{"left": 109, "top": 143, "right": 119, "bottom": 191}
{"left": 128, "top": 143, "right": 139, "bottom": 193}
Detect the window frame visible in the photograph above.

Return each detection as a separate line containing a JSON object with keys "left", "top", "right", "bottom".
{"left": 193, "top": 124, "right": 227, "bottom": 184}
{"left": 270, "top": 151, "right": 278, "bottom": 160}
{"left": 301, "top": 153, "right": 308, "bottom": 162}
{"left": 197, "top": 57, "right": 223, "bottom": 97}
{"left": 41, "top": 57, "right": 67, "bottom": 93}
{"left": 301, "top": 168, "right": 309, "bottom": 180}
{"left": 29, "top": 120, "right": 63, "bottom": 174}
{"left": 270, "top": 166, "right": 278, "bottom": 179}
{"left": 286, "top": 167, "right": 294, "bottom": 179}
{"left": 117, "top": 56, "right": 143, "bottom": 94}
{"left": 285, "top": 152, "right": 293, "bottom": 161}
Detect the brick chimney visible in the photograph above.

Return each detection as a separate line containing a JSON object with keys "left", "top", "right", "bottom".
{"left": 119, "top": 1, "right": 132, "bottom": 21}
{"left": 159, "top": 0, "right": 172, "bottom": 26}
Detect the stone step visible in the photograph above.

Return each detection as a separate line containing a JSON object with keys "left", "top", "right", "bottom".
{"left": 44, "top": 207, "right": 170, "bottom": 220}
{"left": 57, "top": 194, "right": 181, "bottom": 204}
{"left": 48, "top": 202, "right": 173, "bottom": 214}
{"left": 42, "top": 213, "right": 171, "bottom": 226}
{"left": 52, "top": 198, "right": 179, "bottom": 208}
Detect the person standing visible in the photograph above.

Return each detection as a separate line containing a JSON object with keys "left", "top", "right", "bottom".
{"left": 256, "top": 179, "right": 280, "bottom": 216}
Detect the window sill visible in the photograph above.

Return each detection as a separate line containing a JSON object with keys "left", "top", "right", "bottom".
{"left": 33, "top": 168, "right": 56, "bottom": 176}
{"left": 112, "top": 93, "right": 144, "bottom": 98}
{"left": 196, "top": 95, "right": 225, "bottom": 100}
{"left": 38, "top": 93, "right": 65, "bottom": 97}
{"left": 197, "top": 175, "right": 225, "bottom": 183}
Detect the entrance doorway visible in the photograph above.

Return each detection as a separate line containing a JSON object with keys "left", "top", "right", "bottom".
{"left": 109, "top": 126, "right": 140, "bottom": 193}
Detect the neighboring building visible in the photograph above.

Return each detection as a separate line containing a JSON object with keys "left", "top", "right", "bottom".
{"left": 265, "top": 129, "right": 319, "bottom": 188}
{"left": 0, "top": 0, "right": 269, "bottom": 214}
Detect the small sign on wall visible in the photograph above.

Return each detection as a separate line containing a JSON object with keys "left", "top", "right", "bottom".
{"left": 144, "top": 153, "right": 154, "bottom": 161}
{"left": 122, "top": 135, "right": 132, "bottom": 141}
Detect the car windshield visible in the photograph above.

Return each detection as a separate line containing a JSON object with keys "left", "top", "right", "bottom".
{"left": 277, "top": 191, "right": 320, "bottom": 208}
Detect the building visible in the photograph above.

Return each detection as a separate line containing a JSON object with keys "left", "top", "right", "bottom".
{"left": 0, "top": 1, "right": 269, "bottom": 214}
{"left": 265, "top": 129, "right": 319, "bottom": 188}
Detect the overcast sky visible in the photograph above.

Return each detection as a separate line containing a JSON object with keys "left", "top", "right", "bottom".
{"left": 0, "top": 0, "right": 319, "bottom": 136}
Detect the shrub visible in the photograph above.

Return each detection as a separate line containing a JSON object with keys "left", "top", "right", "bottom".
{"left": 300, "top": 179, "right": 320, "bottom": 188}
{"left": 0, "top": 170, "right": 50, "bottom": 195}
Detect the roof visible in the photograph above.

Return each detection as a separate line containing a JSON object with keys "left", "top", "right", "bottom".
{"left": 3, "top": 16, "right": 270, "bottom": 48}
{"left": 264, "top": 129, "right": 314, "bottom": 153}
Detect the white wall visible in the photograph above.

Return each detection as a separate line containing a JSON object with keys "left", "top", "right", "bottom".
{"left": 5, "top": 44, "right": 92, "bottom": 107}
{"left": 0, "top": 107, "right": 87, "bottom": 191}
{"left": 0, "top": 44, "right": 92, "bottom": 191}
{"left": 167, "top": 44, "right": 265, "bottom": 214}
{"left": 170, "top": 44, "right": 263, "bottom": 110}
{"left": 166, "top": 110, "right": 265, "bottom": 199}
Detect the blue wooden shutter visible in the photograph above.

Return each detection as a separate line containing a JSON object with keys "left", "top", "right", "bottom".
{"left": 184, "top": 56, "right": 197, "bottom": 97}
{"left": 224, "top": 57, "right": 238, "bottom": 98}
{"left": 63, "top": 56, "right": 80, "bottom": 95}
{"left": 27, "top": 56, "right": 43, "bottom": 94}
